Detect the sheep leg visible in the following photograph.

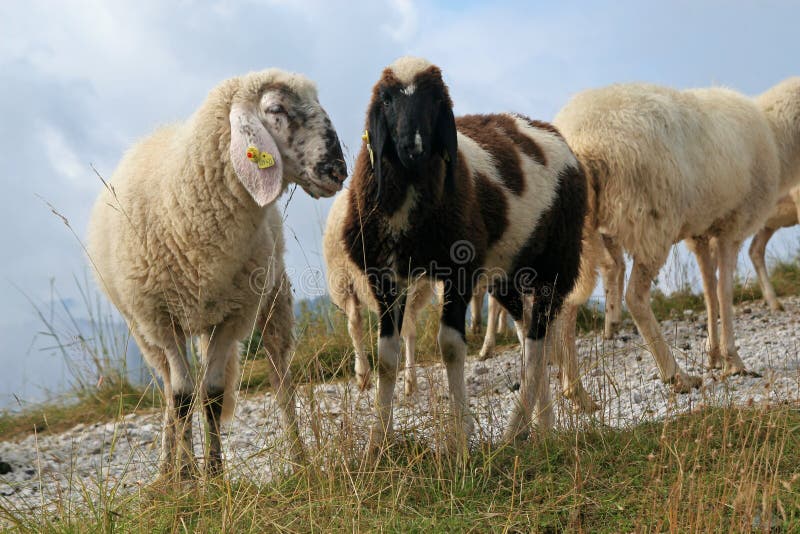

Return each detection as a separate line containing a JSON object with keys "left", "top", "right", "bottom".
{"left": 345, "top": 294, "right": 371, "bottom": 390}
{"left": 470, "top": 287, "right": 485, "bottom": 335}
{"left": 132, "top": 332, "right": 177, "bottom": 480}
{"left": 368, "top": 283, "right": 406, "bottom": 454}
{"left": 627, "top": 258, "right": 702, "bottom": 392}
{"left": 400, "top": 283, "right": 422, "bottom": 398}
{"left": 198, "top": 327, "right": 239, "bottom": 478}
{"left": 749, "top": 227, "right": 782, "bottom": 311}
{"left": 601, "top": 235, "right": 625, "bottom": 340}
{"left": 496, "top": 307, "right": 508, "bottom": 334}
{"left": 438, "top": 282, "right": 475, "bottom": 450}
{"left": 161, "top": 331, "right": 198, "bottom": 480}
{"left": 402, "top": 331, "right": 417, "bottom": 398}
{"left": 260, "top": 276, "right": 305, "bottom": 465}
{"left": 478, "top": 293, "right": 501, "bottom": 360}
{"left": 687, "top": 236, "right": 723, "bottom": 369}
{"left": 716, "top": 239, "right": 749, "bottom": 376}
{"left": 553, "top": 304, "right": 599, "bottom": 413}
{"left": 500, "top": 290, "right": 553, "bottom": 442}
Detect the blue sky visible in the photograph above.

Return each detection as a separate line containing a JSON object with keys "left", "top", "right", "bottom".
{"left": 1, "top": 0, "right": 799, "bottom": 405}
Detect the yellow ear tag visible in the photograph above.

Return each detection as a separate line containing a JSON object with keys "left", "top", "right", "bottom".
{"left": 257, "top": 151, "right": 276, "bottom": 169}
{"left": 362, "top": 130, "right": 374, "bottom": 168}
{"left": 246, "top": 145, "right": 260, "bottom": 161}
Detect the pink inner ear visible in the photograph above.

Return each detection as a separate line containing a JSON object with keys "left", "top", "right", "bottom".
{"left": 229, "top": 105, "right": 284, "bottom": 207}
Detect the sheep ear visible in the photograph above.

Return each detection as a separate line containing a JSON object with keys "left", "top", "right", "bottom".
{"left": 229, "top": 103, "right": 284, "bottom": 207}
{"left": 367, "top": 103, "right": 388, "bottom": 201}
{"left": 435, "top": 104, "right": 458, "bottom": 192}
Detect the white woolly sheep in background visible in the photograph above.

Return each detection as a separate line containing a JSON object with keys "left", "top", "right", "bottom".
{"left": 87, "top": 69, "right": 347, "bottom": 480}
{"left": 553, "top": 78, "right": 800, "bottom": 394}
{"left": 342, "top": 57, "right": 590, "bottom": 450}
{"left": 470, "top": 286, "right": 510, "bottom": 361}
{"left": 748, "top": 186, "right": 800, "bottom": 311}
{"left": 324, "top": 188, "right": 435, "bottom": 397}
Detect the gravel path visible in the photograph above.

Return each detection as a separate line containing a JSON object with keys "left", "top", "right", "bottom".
{"left": 2, "top": 297, "right": 799, "bottom": 518}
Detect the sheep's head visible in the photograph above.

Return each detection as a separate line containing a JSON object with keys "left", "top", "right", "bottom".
{"left": 230, "top": 70, "right": 347, "bottom": 206}
{"left": 366, "top": 57, "right": 457, "bottom": 199}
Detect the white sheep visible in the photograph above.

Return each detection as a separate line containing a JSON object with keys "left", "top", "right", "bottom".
{"left": 749, "top": 188, "right": 800, "bottom": 311}
{"left": 553, "top": 78, "right": 800, "bottom": 392}
{"left": 324, "top": 188, "right": 435, "bottom": 397}
{"left": 470, "top": 286, "right": 510, "bottom": 361}
{"left": 87, "top": 69, "right": 346, "bottom": 479}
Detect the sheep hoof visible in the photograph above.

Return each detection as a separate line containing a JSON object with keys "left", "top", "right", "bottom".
{"left": 478, "top": 347, "right": 494, "bottom": 361}
{"left": 356, "top": 371, "right": 372, "bottom": 391}
{"left": 603, "top": 321, "right": 621, "bottom": 340}
{"left": 668, "top": 372, "right": 702, "bottom": 393}
{"left": 705, "top": 347, "right": 724, "bottom": 370}
{"left": 366, "top": 428, "right": 392, "bottom": 460}
{"left": 720, "top": 353, "right": 755, "bottom": 378}
{"left": 501, "top": 423, "right": 530, "bottom": 446}
{"left": 204, "top": 457, "right": 223, "bottom": 479}
{"left": 722, "top": 364, "right": 760, "bottom": 379}
{"left": 564, "top": 388, "right": 600, "bottom": 413}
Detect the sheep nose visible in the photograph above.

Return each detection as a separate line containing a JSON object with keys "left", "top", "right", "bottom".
{"left": 321, "top": 161, "right": 347, "bottom": 184}
{"left": 402, "top": 139, "right": 424, "bottom": 160}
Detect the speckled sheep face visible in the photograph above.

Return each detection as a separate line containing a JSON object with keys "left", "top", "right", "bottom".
{"left": 257, "top": 86, "right": 347, "bottom": 198}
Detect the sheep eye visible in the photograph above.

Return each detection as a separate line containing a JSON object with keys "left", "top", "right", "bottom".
{"left": 382, "top": 94, "right": 392, "bottom": 107}
{"left": 266, "top": 104, "right": 286, "bottom": 114}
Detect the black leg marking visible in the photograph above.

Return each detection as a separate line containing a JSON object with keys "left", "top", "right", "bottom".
{"left": 440, "top": 278, "right": 469, "bottom": 342}
{"left": 204, "top": 387, "right": 225, "bottom": 477}
{"left": 376, "top": 278, "right": 406, "bottom": 339}
{"left": 490, "top": 281, "right": 524, "bottom": 323}
{"left": 174, "top": 392, "right": 193, "bottom": 421}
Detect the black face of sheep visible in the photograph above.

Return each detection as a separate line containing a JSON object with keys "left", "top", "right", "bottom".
{"left": 367, "top": 65, "right": 458, "bottom": 198}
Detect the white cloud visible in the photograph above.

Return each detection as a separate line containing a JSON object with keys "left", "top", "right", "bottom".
{"left": 39, "top": 123, "right": 90, "bottom": 187}
{"left": 382, "top": 0, "right": 418, "bottom": 42}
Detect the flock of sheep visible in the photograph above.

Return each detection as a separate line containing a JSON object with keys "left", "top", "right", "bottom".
{"left": 86, "top": 56, "right": 800, "bottom": 481}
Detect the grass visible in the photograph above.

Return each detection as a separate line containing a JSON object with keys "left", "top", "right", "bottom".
{"left": 4, "top": 404, "right": 799, "bottom": 532}
{"left": 3, "top": 260, "right": 800, "bottom": 532}
{"left": 0, "top": 381, "right": 157, "bottom": 441}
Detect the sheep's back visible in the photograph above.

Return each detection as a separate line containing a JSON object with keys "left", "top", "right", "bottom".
{"left": 455, "top": 113, "right": 581, "bottom": 274}
{"left": 554, "top": 83, "right": 779, "bottom": 263}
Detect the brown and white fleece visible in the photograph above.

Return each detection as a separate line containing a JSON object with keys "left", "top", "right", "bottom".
{"left": 340, "top": 56, "right": 588, "bottom": 446}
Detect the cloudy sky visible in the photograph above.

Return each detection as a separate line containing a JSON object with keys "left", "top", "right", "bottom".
{"left": 1, "top": 0, "right": 799, "bottom": 405}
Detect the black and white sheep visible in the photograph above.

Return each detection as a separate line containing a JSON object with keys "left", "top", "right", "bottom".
{"left": 87, "top": 69, "right": 346, "bottom": 479}
{"left": 324, "top": 188, "right": 436, "bottom": 397}
{"left": 340, "top": 57, "right": 587, "bottom": 446}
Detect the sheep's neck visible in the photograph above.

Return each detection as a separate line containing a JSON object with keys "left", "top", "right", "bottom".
{"left": 371, "top": 156, "right": 445, "bottom": 217}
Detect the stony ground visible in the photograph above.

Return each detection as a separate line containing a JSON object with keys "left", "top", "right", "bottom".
{"left": 2, "top": 297, "right": 799, "bottom": 518}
